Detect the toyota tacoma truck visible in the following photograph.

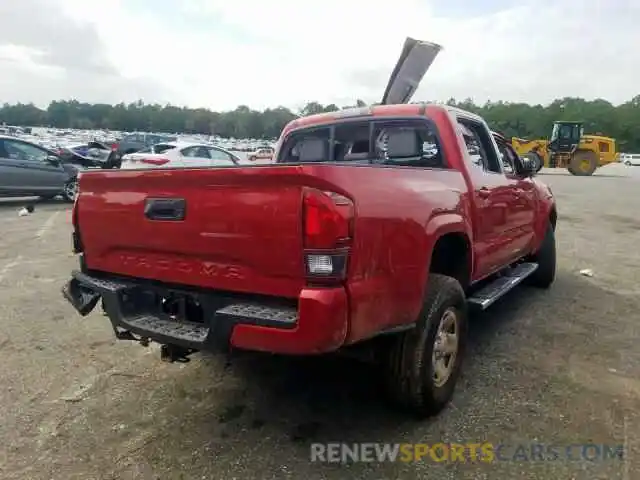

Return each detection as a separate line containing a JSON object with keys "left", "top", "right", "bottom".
{"left": 61, "top": 39, "right": 557, "bottom": 417}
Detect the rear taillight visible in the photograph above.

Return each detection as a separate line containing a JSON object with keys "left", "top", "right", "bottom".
{"left": 71, "top": 194, "right": 83, "bottom": 254}
{"left": 302, "top": 188, "right": 354, "bottom": 282}
{"left": 303, "top": 189, "right": 353, "bottom": 249}
{"left": 140, "top": 157, "right": 169, "bottom": 166}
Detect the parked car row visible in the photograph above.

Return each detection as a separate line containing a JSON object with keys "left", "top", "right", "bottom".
{"left": 0, "top": 133, "right": 255, "bottom": 202}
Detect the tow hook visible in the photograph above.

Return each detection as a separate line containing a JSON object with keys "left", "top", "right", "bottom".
{"left": 160, "top": 344, "right": 195, "bottom": 363}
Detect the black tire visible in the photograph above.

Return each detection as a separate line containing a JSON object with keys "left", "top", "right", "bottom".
{"left": 102, "top": 151, "right": 117, "bottom": 169}
{"left": 62, "top": 177, "right": 78, "bottom": 202}
{"left": 526, "top": 222, "right": 556, "bottom": 288}
{"left": 383, "top": 274, "right": 468, "bottom": 418}
{"left": 569, "top": 150, "right": 598, "bottom": 176}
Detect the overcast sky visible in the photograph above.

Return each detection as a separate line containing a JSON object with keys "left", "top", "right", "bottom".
{"left": 0, "top": 0, "right": 638, "bottom": 111}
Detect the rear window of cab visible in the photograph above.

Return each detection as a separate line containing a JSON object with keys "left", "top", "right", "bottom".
{"left": 277, "top": 118, "right": 446, "bottom": 168}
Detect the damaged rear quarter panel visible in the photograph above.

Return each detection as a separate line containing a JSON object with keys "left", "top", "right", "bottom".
{"left": 317, "top": 165, "right": 468, "bottom": 344}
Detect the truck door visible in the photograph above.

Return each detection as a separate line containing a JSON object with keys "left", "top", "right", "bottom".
{"left": 455, "top": 117, "right": 524, "bottom": 279}
{"left": 496, "top": 139, "right": 537, "bottom": 250}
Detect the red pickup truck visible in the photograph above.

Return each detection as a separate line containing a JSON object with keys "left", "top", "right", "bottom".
{"left": 62, "top": 41, "right": 557, "bottom": 417}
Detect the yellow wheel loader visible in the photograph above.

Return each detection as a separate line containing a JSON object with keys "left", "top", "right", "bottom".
{"left": 511, "top": 121, "right": 618, "bottom": 176}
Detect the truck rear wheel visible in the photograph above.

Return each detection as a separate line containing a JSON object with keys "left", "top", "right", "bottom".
{"left": 383, "top": 274, "right": 468, "bottom": 418}
{"left": 569, "top": 150, "right": 598, "bottom": 176}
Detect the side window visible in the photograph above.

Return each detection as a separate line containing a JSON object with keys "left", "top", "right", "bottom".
{"left": 208, "top": 148, "right": 235, "bottom": 164}
{"left": 371, "top": 120, "right": 444, "bottom": 168}
{"left": 153, "top": 144, "right": 176, "bottom": 154}
{"left": 494, "top": 138, "right": 516, "bottom": 175}
{"left": 180, "top": 146, "right": 196, "bottom": 157}
{"left": 457, "top": 119, "right": 502, "bottom": 173}
{"left": 3, "top": 139, "right": 49, "bottom": 163}
{"left": 180, "top": 146, "right": 210, "bottom": 158}
{"left": 277, "top": 120, "right": 445, "bottom": 168}
{"left": 279, "top": 128, "right": 331, "bottom": 163}
{"left": 123, "top": 134, "right": 140, "bottom": 143}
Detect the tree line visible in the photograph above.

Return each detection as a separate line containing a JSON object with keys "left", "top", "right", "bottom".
{"left": 1, "top": 96, "right": 640, "bottom": 151}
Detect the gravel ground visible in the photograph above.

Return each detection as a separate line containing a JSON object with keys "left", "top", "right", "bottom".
{"left": 0, "top": 164, "right": 639, "bottom": 480}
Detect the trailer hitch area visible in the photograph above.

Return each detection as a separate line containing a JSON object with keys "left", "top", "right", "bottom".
{"left": 111, "top": 325, "right": 150, "bottom": 346}
{"left": 62, "top": 278, "right": 100, "bottom": 316}
{"left": 160, "top": 344, "right": 196, "bottom": 363}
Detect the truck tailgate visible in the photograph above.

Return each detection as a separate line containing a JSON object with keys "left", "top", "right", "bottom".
{"left": 76, "top": 166, "right": 327, "bottom": 298}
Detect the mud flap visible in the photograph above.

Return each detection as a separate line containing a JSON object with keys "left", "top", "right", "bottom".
{"left": 61, "top": 278, "right": 100, "bottom": 316}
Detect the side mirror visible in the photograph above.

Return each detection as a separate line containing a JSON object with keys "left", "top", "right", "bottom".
{"left": 46, "top": 155, "right": 61, "bottom": 166}
{"left": 517, "top": 154, "right": 541, "bottom": 177}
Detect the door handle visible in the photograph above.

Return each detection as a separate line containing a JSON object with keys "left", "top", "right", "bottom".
{"left": 477, "top": 187, "right": 491, "bottom": 198}
{"left": 144, "top": 198, "right": 186, "bottom": 221}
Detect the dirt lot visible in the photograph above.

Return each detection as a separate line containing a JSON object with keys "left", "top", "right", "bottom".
{"left": 0, "top": 165, "right": 639, "bottom": 480}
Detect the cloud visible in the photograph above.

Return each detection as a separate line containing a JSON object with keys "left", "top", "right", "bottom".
{"left": 0, "top": 0, "right": 168, "bottom": 107}
{"left": 1, "top": 0, "right": 639, "bottom": 111}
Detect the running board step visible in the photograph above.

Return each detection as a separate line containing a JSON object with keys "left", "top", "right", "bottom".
{"left": 467, "top": 262, "right": 538, "bottom": 310}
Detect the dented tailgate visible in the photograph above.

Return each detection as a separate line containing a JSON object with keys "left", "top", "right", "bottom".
{"left": 76, "top": 167, "right": 316, "bottom": 298}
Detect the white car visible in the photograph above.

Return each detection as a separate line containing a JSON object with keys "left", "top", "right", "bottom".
{"left": 120, "top": 141, "right": 241, "bottom": 169}
{"left": 620, "top": 153, "right": 640, "bottom": 166}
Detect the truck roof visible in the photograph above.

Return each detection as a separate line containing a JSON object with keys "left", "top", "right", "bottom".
{"left": 285, "top": 103, "right": 485, "bottom": 134}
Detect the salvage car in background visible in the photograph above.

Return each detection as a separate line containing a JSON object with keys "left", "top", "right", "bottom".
{"left": 0, "top": 136, "right": 80, "bottom": 201}
{"left": 114, "top": 133, "right": 177, "bottom": 159}
{"left": 120, "top": 141, "right": 241, "bottom": 169}
{"left": 247, "top": 146, "right": 274, "bottom": 161}
{"left": 58, "top": 141, "right": 119, "bottom": 169}
{"left": 119, "top": 142, "right": 179, "bottom": 164}
{"left": 620, "top": 153, "right": 640, "bottom": 166}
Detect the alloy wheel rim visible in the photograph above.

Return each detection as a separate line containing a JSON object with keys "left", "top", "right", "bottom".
{"left": 432, "top": 308, "right": 459, "bottom": 387}
{"left": 65, "top": 180, "right": 78, "bottom": 200}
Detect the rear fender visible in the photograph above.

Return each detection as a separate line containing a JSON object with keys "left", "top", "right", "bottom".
{"left": 412, "top": 213, "right": 472, "bottom": 318}
{"left": 424, "top": 213, "right": 472, "bottom": 267}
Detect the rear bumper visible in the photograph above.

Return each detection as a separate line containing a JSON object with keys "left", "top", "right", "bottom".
{"left": 61, "top": 269, "right": 348, "bottom": 355}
